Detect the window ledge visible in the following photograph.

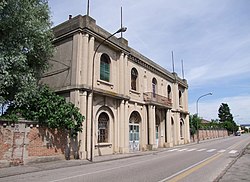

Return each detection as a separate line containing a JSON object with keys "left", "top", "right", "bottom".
{"left": 97, "top": 80, "right": 114, "bottom": 89}
{"left": 129, "top": 89, "right": 140, "bottom": 96}
{"left": 95, "top": 143, "right": 112, "bottom": 148}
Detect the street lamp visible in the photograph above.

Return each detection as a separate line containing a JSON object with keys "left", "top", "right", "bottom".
{"left": 90, "top": 27, "right": 127, "bottom": 162}
{"left": 196, "top": 92, "right": 212, "bottom": 143}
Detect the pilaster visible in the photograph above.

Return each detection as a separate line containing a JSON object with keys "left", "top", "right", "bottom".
{"left": 119, "top": 53, "right": 125, "bottom": 94}
{"left": 81, "top": 34, "right": 89, "bottom": 85}
{"left": 124, "top": 54, "right": 129, "bottom": 95}
{"left": 86, "top": 92, "right": 93, "bottom": 160}
{"left": 142, "top": 105, "right": 148, "bottom": 150}
{"left": 174, "top": 113, "right": 180, "bottom": 145}
{"left": 119, "top": 100, "right": 125, "bottom": 153}
{"left": 71, "top": 32, "right": 82, "bottom": 86}
{"left": 79, "top": 91, "right": 87, "bottom": 159}
{"left": 148, "top": 105, "right": 156, "bottom": 149}
{"left": 185, "top": 115, "right": 190, "bottom": 143}
{"left": 165, "top": 109, "right": 173, "bottom": 147}
{"left": 123, "top": 101, "right": 129, "bottom": 153}
{"left": 88, "top": 36, "right": 95, "bottom": 86}
{"left": 70, "top": 90, "right": 80, "bottom": 109}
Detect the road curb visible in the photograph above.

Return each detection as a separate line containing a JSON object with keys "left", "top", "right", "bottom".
{"left": 213, "top": 142, "right": 250, "bottom": 182}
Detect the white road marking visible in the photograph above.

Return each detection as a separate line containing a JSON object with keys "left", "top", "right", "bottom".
{"left": 207, "top": 149, "right": 216, "bottom": 152}
{"left": 218, "top": 150, "right": 226, "bottom": 153}
{"left": 167, "top": 148, "right": 236, "bottom": 154}
{"left": 229, "top": 150, "right": 238, "bottom": 154}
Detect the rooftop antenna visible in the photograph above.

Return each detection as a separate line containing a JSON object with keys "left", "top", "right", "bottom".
{"left": 87, "top": 0, "right": 90, "bottom": 16}
{"left": 171, "top": 51, "right": 175, "bottom": 73}
{"left": 181, "top": 59, "right": 185, "bottom": 79}
{"left": 120, "top": 3, "right": 123, "bottom": 38}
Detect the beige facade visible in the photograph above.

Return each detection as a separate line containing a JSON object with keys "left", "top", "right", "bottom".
{"left": 41, "top": 15, "right": 190, "bottom": 160}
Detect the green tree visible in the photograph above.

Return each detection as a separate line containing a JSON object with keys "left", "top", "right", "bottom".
{"left": 3, "top": 86, "right": 84, "bottom": 136}
{"left": 0, "top": 0, "right": 84, "bottom": 135}
{"left": 218, "top": 103, "right": 237, "bottom": 134}
{"left": 0, "top": 0, "right": 53, "bottom": 105}
{"left": 0, "top": 1, "right": 7, "bottom": 10}
{"left": 189, "top": 114, "right": 201, "bottom": 135}
{"left": 218, "top": 103, "right": 233, "bottom": 123}
{"left": 209, "top": 119, "right": 220, "bottom": 129}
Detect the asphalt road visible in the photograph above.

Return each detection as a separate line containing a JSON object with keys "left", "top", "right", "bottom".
{"left": 2, "top": 134, "right": 250, "bottom": 182}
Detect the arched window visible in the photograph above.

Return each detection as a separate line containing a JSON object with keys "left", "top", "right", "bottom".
{"left": 167, "top": 85, "right": 172, "bottom": 99}
{"left": 100, "top": 54, "right": 110, "bottom": 82}
{"left": 152, "top": 78, "right": 157, "bottom": 98}
{"left": 131, "top": 68, "right": 138, "bottom": 91}
{"left": 98, "top": 112, "right": 109, "bottom": 143}
{"left": 179, "top": 90, "right": 182, "bottom": 106}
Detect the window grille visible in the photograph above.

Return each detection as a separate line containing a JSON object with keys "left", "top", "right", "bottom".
{"left": 98, "top": 113, "right": 109, "bottom": 143}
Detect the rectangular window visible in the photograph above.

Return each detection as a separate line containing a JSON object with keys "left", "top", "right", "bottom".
{"left": 100, "top": 62, "right": 110, "bottom": 82}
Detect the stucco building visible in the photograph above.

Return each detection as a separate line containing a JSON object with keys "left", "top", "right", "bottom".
{"left": 41, "top": 15, "right": 190, "bottom": 160}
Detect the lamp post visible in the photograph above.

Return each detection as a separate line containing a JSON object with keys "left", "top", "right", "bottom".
{"left": 196, "top": 92, "right": 212, "bottom": 143}
{"left": 90, "top": 27, "right": 127, "bottom": 162}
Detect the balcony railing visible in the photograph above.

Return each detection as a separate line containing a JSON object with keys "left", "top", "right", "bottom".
{"left": 143, "top": 92, "right": 172, "bottom": 108}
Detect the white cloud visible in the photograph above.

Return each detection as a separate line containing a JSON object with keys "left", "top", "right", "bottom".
{"left": 48, "top": 0, "right": 250, "bottom": 125}
{"left": 189, "top": 95, "right": 250, "bottom": 124}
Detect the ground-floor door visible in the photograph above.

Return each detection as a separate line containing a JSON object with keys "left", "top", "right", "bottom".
{"left": 156, "top": 125, "right": 159, "bottom": 147}
{"left": 129, "top": 124, "right": 140, "bottom": 152}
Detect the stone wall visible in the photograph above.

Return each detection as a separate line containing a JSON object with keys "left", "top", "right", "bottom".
{"left": 0, "top": 120, "right": 70, "bottom": 168}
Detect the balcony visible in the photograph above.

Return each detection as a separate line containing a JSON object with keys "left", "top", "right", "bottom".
{"left": 143, "top": 92, "right": 172, "bottom": 108}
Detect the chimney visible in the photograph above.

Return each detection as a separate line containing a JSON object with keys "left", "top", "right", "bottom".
{"left": 69, "top": 15, "right": 72, "bottom": 20}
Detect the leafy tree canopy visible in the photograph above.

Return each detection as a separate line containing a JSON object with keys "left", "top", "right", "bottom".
{"left": 218, "top": 103, "right": 237, "bottom": 134}
{"left": 189, "top": 114, "right": 201, "bottom": 135}
{"left": 3, "top": 86, "right": 84, "bottom": 136}
{"left": 0, "top": 0, "right": 84, "bottom": 135}
{"left": 218, "top": 103, "right": 233, "bottom": 123}
{"left": 0, "top": 0, "right": 53, "bottom": 103}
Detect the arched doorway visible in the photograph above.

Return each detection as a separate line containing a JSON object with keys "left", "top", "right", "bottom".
{"left": 129, "top": 111, "right": 141, "bottom": 152}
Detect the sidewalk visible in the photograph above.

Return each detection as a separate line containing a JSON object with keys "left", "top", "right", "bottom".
{"left": 216, "top": 143, "right": 250, "bottom": 182}
{"left": 0, "top": 149, "right": 161, "bottom": 178}
{"left": 0, "top": 143, "right": 250, "bottom": 181}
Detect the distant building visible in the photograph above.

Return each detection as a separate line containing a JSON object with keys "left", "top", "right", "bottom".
{"left": 201, "top": 119, "right": 211, "bottom": 124}
{"left": 41, "top": 15, "right": 190, "bottom": 160}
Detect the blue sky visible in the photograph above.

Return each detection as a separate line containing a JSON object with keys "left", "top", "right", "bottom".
{"left": 48, "top": 0, "right": 250, "bottom": 124}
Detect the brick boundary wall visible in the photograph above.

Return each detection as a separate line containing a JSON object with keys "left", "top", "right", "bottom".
{"left": 0, "top": 119, "right": 77, "bottom": 168}
{"left": 190, "top": 129, "right": 228, "bottom": 143}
